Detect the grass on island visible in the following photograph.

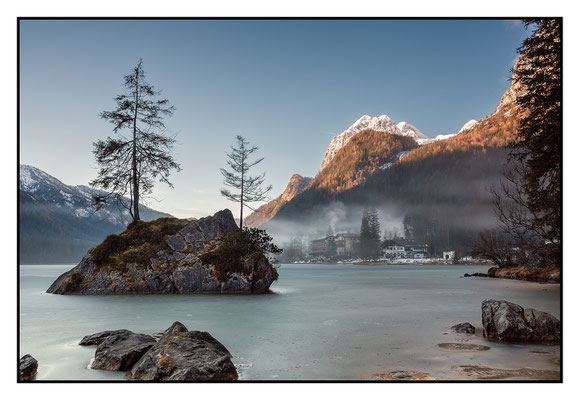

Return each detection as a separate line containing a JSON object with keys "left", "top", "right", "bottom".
{"left": 89, "top": 217, "right": 189, "bottom": 272}
{"left": 198, "top": 228, "right": 280, "bottom": 283}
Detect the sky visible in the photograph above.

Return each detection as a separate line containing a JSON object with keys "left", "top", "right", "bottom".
{"left": 19, "top": 19, "right": 529, "bottom": 218}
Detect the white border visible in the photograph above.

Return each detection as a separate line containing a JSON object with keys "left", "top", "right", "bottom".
{"left": 2, "top": 0, "right": 579, "bottom": 397}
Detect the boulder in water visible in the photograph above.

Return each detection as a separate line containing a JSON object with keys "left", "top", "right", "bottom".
{"left": 91, "top": 331, "right": 157, "bottom": 371}
{"left": 130, "top": 321, "right": 238, "bottom": 381}
{"left": 481, "top": 299, "right": 560, "bottom": 342}
{"left": 19, "top": 354, "right": 38, "bottom": 381}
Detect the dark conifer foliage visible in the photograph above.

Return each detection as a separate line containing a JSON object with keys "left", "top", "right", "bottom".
{"left": 220, "top": 136, "right": 272, "bottom": 229}
{"left": 495, "top": 19, "right": 562, "bottom": 266}
{"left": 91, "top": 59, "right": 180, "bottom": 222}
{"left": 359, "top": 206, "right": 381, "bottom": 260}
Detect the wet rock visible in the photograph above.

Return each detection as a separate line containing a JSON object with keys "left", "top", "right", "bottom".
{"left": 450, "top": 322, "right": 476, "bottom": 334}
{"left": 19, "top": 354, "right": 38, "bottom": 381}
{"left": 438, "top": 343, "right": 490, "bottom": 351}
{"left": 453, "top": 365, "right": 560, "bottom": 380}
{"left": 464, "top": 272, "right": 488, "bottom": 278}
{"left": 79, "top": 329, "right": 132, "bottom": 346}
{"left": 371, "top": 370, "right": 438, "bottom": 381}
{"left": 481, "top": 300, "right": 560, "bottom": 342}
{"left": 91, "top": 331, "right": 156, "bottom": 371}
{"left": 130, "top": 321, "right": 238, "bottom": 381}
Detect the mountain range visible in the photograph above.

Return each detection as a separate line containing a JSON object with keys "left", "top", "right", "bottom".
{"left": 245, "top": 65, "right": 523, "bottom": 254}
{"left": 19, "top": 165, "right": 171, "bottom": 263}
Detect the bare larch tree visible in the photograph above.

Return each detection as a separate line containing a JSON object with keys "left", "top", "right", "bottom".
{"left": 91, "top": 59, "right": 180, "bottom": 222}
{"left": 220, "top": 135, "right": 272, "bottom": 229}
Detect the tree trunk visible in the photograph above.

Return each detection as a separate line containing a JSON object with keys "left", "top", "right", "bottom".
{"left": 132, "top": 66, "right": 140, "bottom": 221}
{"left": 239, "top": 150, "right": 244, "bottom": 229}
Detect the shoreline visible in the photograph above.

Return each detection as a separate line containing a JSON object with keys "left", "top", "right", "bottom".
{"left": 289, "top": 260, "right": 494, "bottom": 266}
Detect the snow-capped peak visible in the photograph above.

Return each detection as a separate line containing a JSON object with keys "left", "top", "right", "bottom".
{"left": 396, "top": 121, "right": 428, "bottom": 140}
{"left": 320, "top": 115, "right": 401, "bottom": 171}
{"left": 458, "top": 119, "right": 477, "bottom": 133}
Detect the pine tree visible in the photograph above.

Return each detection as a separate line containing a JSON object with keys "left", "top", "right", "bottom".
{"left": 325, "top": 225, "right": 337, "bottom": 259}
{"left": 359, "top": 206, "right": 381, "bottom": 260}
{"left": 495, "top": 19, "right": 562, "bottom": 267}
{"left": 91, "top": 59, "right": 180, "bottom": 222}
{"left": 220, "top": 136, "right": 272, "bottom": 229}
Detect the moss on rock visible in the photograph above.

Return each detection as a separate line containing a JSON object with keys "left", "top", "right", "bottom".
{"left": 90, "top": 218, "right": 188, "bottom": 271}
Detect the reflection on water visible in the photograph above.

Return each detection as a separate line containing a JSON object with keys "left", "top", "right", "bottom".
{"left": 19, "top": 263, "right": 560, "bottom": 380}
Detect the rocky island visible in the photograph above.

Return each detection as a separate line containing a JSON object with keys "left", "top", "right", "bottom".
{"left": 46, "top": 209, "right": 278, "bottom": 294}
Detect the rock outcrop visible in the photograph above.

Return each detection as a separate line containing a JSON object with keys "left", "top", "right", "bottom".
{"left": 244, "top": 174, "right": 313, "bottom": 228}
{"left": 130, "top": 322, "right": 238, "bottom": 381}
{"left": 46, "top": 209, "right": 278, "bottom": 295}
{"left": 91, "top": 331, "right": 156, "bottom": 371}
{"left": 450, "top": 322, "right": 476, "bottom": 334}
{"left": 481, "top": 300, "right": 560, "bottom": 342}
{"left": 19, "top": 354, "right": 38, "bottom": 381}
{"left": 79, "top": 329, "right": 133, "bottom": 346}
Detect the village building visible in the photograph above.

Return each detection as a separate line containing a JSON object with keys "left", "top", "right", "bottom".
{"left": 442, "top": 250, "right": 456, "bottom": 260}
{"left": 382, "top": 239, "right": 429, "bottom": 259}
{"left": 309, "top": 238, "right": 328, "bottom": 258}
{"left": 309, "top": 233, "right": 360, "bottom": 258}
{"left": 335, "top": 233, "right": 360, "bottom": 257}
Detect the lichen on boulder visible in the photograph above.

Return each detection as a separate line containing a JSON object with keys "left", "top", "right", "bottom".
{"left": 130, "top": 322, "right": 238, "bottom": 381}
{"left": 46, "top": 209, "right": 278, "bottom": 294}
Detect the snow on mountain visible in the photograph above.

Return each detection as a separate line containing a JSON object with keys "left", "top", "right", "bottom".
{"left": 19, "top": 164, "right": 171, "bottom": 226}
{"left": 379, "top": 150, "right": 412, "bottom": 170}
{"left": 320, "top": 115, "right": 402, "bottom": 171}
{"left": 319, "top": 115, "right": 480, "bottom": 172}
{"left": 413, "top": 119, "right": 479, "bottom": 145}
{"left": 459, "top": 119, "right": 478, "bottom": 133}
{"left": 396, "top": 122, "right": 428, "bottom": 140}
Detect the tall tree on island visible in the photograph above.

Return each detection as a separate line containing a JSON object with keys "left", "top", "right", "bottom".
{"left": 91, "top": 59, "right": 180, "bottom": 222}
{"left": 220, "top": 135, "right": 272, "bottom": 229}
{"left": 494, "top": 19, "right": 562, "bottom": 267}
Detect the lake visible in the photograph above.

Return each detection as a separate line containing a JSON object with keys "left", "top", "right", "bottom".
{"left": 19, "top": 263, "right": 561, "bottom": 381}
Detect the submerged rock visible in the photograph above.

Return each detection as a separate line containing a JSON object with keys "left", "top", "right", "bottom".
{"left": 438, "top": 343, "right": 490, "bottom": 351}
{"left": 371, "top": 370, "right": 438, "bottom": 381}
{"left": 450, "top": 322, "right": 476, "bottom": 334}
{"left": 19, "top": 354, "right": 38, "bottom": 381}
{"left": 453, "top": 365, "right": 560, "bottom": 380}
{"left": 46, "top": 209, "right": 278, "bottom": 295}
{"left": 130, "top": 321, "right": 238, "bottom": 381}
{"left": 91, "top": 331, "right": 156, "bottom": 371}
{"left": 481, "top": 299, "right": 560, "bottom": 342}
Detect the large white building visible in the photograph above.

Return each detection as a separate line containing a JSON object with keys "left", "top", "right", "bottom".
{"left": 382, "top": 239, "right": 429, "bottom": 259}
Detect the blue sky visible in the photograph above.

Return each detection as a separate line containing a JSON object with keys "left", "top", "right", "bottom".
{"left": 19, "top": 19, "right": 528, "bottom": 218}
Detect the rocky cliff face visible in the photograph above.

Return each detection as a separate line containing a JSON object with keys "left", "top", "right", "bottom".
{"left": 46, "top": 209, "right": 278, "bottom": 294}
{"left": 244, "top": 174, "right": 313, "bottom": 228}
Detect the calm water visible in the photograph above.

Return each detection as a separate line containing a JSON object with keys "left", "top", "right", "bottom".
{"left": 19, "top": 263, "right": 561, "bottom": 380}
